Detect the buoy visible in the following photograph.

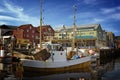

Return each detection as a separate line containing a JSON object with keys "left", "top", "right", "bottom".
{"left": 89, "top": 50, "right": 95, "bottom": 55}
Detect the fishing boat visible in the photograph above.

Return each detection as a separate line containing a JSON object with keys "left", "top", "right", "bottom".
{"left": 21, "top": 42, "right": 97, "bottom": 72}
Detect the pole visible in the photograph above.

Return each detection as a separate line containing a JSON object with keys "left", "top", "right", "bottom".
{"left": 40, "top": 0, "right": 42, "bottom": 49}
{"left": 72, "top": 5, "right": 76, "bottom": 50}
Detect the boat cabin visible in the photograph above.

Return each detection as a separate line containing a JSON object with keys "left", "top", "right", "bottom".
{"left": 42, "top": 42, "right": 67, "bottom": 62}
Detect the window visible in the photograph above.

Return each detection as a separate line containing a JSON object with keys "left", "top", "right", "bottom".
{"left": 59, "top": 34, "right": 62, "bottom": 36}
{"left": 35, "top": 36, "right": 38, "bottom": 39}
{"left": 90, "top": 32, "right": 94, "bottom": 35}
{"left": 27, "top": 34, "right": 29, "bottom": 37}
{"left": 81, "top": 32, "right": 85, "bottom": 35}
{"left": 27, "top": 30, "right": 29, "bottom": 32}
{"left": 32, "top": 30, "right": 34, "bottom": 33}
{"left": 48, "top": 28, "right": 51, "bottom": 32}
{"left": 32, "top": 35, "right": 34, "bottom": 38}
{"left": 30, "top": 26, "right": 32, "bottom": 29}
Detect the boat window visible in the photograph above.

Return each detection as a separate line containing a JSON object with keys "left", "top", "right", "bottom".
{"left": 58, "top": 46, "right": 64, "bottom": 51}
{"left": 52, "top": 53, "right": 54, "bottom": 55}
{"left": 53, "top": 46, "right": 56, "bottom": 50}
{"left": 53, "top": 45, "right": 59, "bottom": 51}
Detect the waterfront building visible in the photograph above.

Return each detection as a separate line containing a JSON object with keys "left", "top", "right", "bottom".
{"left": 53, "top": 24, "right": 107, "bottom": 49}
{"left": 13, "top": 24, "right": 35, "bottom": 48}
{"left": 13, "top": 24, "right": 54, "bottom": 48}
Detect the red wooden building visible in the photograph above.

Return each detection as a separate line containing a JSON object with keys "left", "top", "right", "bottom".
{"left": 13, "top": 24, "right": 55, "bottom": 46}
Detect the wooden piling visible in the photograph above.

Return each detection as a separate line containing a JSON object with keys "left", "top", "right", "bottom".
{"left": 99, "top": 48, "right": 120, "bottom": 64}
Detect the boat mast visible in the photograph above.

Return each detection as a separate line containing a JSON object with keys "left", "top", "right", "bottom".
{"left": 72, "top": 5, "right": 76, "bottom": 50}
{"left": 40, "top": 0, "right": 42, "bottom": 49}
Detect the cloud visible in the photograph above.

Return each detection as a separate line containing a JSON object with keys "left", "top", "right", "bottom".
{"left": 0, "top": 15, "right": 18, "bottom": 21}
{"left": 93, "top": 18, "right": 104, "bottom": 22}
{"left": 83, "top": 0, "right": 96, "bottom": 4}
{"left": 0, "top": 0, "right": 39, "bottom": 26}
{"left": 100, "top": 6, "right": 120, "bottom": 21}
{"left": 0, "top": 9, "right": 5, "bottom": 12}
{"left": 53, "top": 24, "right": 65, "bottom": 28}
{"left": 104, "top": 27, "right": 119, "bottom": 33}
{"left": 4, "top": 1, "right": 24, "bottom": 14}
{"left": 101, "top": 6, "right": 120, "bottom": 14}
{"left": 101, "top": 8, "right": 116, "bottom": 14}
{"left": 83, "top": 0, "right": 99, "bottom": 5}
{"left": 68, "top": 12, "right": 96, "bottom": 19}
{"left": 111, "top": 13, "right": 120, "bottom": 20}
{"left": 117, "top": 6, "right": 120, "bottom": 10}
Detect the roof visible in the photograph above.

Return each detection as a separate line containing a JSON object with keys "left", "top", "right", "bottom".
{"left": 37, "top": 25, "right": 54, "bottom": 32}
{"left": 18, "top": 24, "right": 33, "bottom": 29}
{"left": 38, "top": 25, "right": 53, "bottom": 28}
{"left": 56, "top": 23, "right": 101, "bottom": 32}
{"left": 0, "top": 24, "right": 17, "bottom": 29}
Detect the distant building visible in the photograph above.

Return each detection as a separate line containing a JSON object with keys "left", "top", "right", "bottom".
{"left": 40, "top": 25, "right": 55, "bottom": 42}
{"left": 115, "top": 36, "right": 120, "bottom": 49}
{"left": 106, "top": 32, "right": 115, "bottom": 48}
{"left": 0, "top": 24, "right": 17, "bottom": 45}
{"left": 53, "top": 24, "right": 107, "bottom": 48}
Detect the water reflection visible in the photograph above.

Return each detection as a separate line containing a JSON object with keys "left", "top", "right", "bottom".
{"left": 23, "top": 57, "right": 120, "bottom": 80}
{"left": 101, "top": 58, "right": 120, "bottom": 80}
{"left": 24, "top": 72, "right": 91, "bottom": 80}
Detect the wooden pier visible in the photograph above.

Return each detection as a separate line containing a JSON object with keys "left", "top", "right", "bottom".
{"left": 99, "top": 49, "right": 120, "bottom": 64}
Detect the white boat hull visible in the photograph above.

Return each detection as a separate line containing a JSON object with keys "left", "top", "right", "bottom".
{"left": 21, "top": 56, "right": 92, "bottom": 72}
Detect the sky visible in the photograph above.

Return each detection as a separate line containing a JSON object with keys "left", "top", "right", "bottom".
{"left": 0, "top": 0, "right": 120, "bottom": 36}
